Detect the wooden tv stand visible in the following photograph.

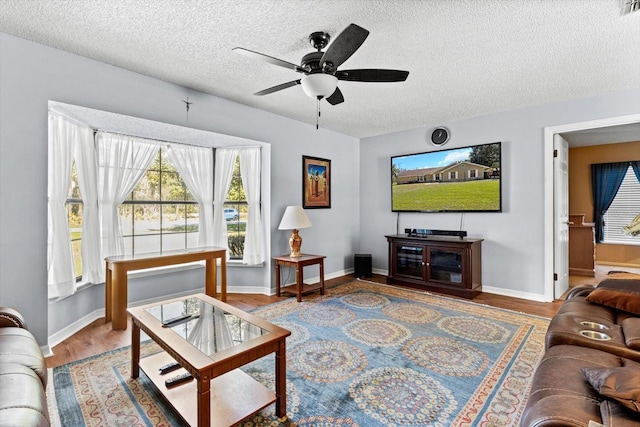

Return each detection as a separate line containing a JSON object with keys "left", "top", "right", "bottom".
{"left": 385, "top": 234, "right": 483, "bottom": 299}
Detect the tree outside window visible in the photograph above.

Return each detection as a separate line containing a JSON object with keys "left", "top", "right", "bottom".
{"left": 120, "top": 148, "right": 199, "bottom": 255}
{"left": 67, "top": 162, "right": 83, "bottom": 280}
{"left": 65, "top": 146, "right": 253, "bottom": 281}
{"left": 226, "top": 154, "right": 247, "bottom": 259}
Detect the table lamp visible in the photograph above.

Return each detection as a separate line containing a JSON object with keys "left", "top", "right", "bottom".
{"left": 278, "top": 206, "right": 312, "bottom": 257}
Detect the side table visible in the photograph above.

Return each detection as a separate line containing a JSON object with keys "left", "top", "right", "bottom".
{"left": 273, "top": 254, "right": 326, "bottom": 302}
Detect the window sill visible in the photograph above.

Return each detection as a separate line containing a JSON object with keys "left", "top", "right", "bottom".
{"left": 49, "top": 260, "right": 266, "bottom": 303}
{"left": 601, "top": 240, "right": 640, "bottom": 247}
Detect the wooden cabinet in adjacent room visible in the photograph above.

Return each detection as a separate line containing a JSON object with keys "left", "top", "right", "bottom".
{"left": 568, "top": 214, "right": 595, "bottom": 277}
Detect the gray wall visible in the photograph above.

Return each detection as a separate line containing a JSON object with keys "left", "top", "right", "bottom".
{"left": 359, "top": 89, "right": 640, "bottom": 299}
{"left": 2, "top": 30, "right": 639, "bottom": 348}
{"left": 0, "top": 33, "right": 359, "bottom": 346}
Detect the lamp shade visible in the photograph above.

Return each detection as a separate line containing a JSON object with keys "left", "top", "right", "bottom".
{"left": 301, "top": 74, "right": 338, "bottom": 99}
{"left": 278, "top": 206, "right": 312, "bottom": 230}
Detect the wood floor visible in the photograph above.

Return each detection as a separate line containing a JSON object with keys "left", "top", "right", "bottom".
{"left": 45, "top": 274, "right": 563, "bottom": 368}
{"left": 569, "top": 263, "right": 640, "bottom": 288}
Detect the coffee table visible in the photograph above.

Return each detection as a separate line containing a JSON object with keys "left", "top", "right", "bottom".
{"left": 128, "top": 293, "right": 290, "bottom": 427}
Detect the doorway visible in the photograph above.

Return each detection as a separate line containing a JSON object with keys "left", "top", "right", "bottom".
{"left": 544, "top": 113, "right": 640, "bottom": 301}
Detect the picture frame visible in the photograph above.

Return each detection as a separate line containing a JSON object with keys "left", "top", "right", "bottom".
{"left": 303, "top": 155, "right": 331, "bottom": 209}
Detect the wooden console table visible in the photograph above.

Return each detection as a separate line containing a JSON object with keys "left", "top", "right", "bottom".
{"left": 569, "top": 214, "right": 596, "bottom": 277}
{"left": 273, "top": 254, "right": 326, "bottom": 302}
{"left": 105, "top": 247, "right": 227, "bottom": 330}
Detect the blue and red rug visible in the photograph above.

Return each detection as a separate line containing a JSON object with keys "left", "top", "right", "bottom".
{"left": 49, "top": 280, "right": 549, "bottom": 426}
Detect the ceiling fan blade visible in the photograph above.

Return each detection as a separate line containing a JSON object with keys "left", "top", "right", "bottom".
{"left": 254, "top": 80, "right": 301, "bottom": 96}
{"left": 325, "top": 87, "right": 344, "bottom": 105}
{"left": 335, "top": 69, "right": 409, "bottom": 82}
{"left": 320, "top": 24, "right": 369, "bottom": 71}
{"left": 233, "top": 47, "right": 303, "bottom": 72}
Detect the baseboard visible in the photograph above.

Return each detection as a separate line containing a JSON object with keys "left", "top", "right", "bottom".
{"left": 372, "top": 268, "right": 388, "bottom": 276}
{"left": 482, "top": 285, "right": 548, "bottom": 302}
{"left": 596, "top": 262, "right": 640, "bottom": 269}
{"left": 47, "top": 309, "right": 105, "bottom": 351}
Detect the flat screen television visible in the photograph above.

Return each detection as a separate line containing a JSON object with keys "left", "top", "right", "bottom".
{"left": 391, "top": 141, "right": 502, "bottom": 212}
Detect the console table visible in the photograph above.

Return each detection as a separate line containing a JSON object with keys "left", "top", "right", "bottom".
{"left": 105, "top": 247, "right": 227, "bottom": 330}
{"left": 386, "top": 234, "right": 482, "bottom": 299}
{"left": 273, "top": 254, "right": 326, "bottom": 302}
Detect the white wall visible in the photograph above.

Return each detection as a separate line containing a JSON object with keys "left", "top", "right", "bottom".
{"left": 359, "top": 88, "right": 640, "bottom": 301}
{"left": 0, "top": 33, "right": 359, "bottom": 346}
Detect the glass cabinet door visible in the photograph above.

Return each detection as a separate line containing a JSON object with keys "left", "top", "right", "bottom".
{"left": 428, "top": 248, "right": 463, "bottom": 284}
{"left": 395, "top": 245, "right": 424, "bottom": 278}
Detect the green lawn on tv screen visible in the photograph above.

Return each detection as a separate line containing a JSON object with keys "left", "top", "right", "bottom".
{"left": 392, "top": 179, "right": 500, "bottom": 211}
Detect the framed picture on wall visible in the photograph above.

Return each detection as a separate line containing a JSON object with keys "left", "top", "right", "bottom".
{"left": 303, "top": 155, "right": 331, "bottom": 209}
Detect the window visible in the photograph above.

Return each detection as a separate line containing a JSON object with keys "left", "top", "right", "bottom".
{"left": 225, "top": 154, "right": 246, "bottom": 260}
{"left": 120, "top": 147, "right": 199, "bottom": 255}
{"left": 449, "top": 171, "right": 458, "bottom": 180}
{"left": 469, "top": 169, "right": 477, "bottom": 178}
{"left": 603, "top": 165, "right": 640, "bottom": 245}
{"left": 66, "top": 162, "right": 83, "bottom": 280}
{"left": 49, "top": 110, "right": 266, "bottom": 299}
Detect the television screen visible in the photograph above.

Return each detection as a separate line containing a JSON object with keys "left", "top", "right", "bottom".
{"left": 391, "top": 142, "right": 502, "bottom": 212}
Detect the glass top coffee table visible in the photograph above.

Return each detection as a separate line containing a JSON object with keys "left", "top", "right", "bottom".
{"left": 128, "top": 293, "right": 290, "bottom": 426}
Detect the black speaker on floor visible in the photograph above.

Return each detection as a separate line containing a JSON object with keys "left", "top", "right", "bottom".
{"left": 354, "top": 254, "right": 372, "bottom": 278}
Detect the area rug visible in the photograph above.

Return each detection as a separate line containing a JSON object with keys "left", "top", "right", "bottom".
{"left": 48, "top": 280, "right": 550, "bottom": 426}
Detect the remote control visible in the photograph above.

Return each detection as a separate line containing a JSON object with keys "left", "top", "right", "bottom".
{"left": 161, "top": 314, "right": 192, "bottom": 327}
{"left": 158, "top": 361, "right": 181, "bottom": 375}
{"left": 165, "top": 372, "right": 193, "bottom": 388}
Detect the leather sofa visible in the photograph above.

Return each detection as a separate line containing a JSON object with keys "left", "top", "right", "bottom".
{"left": 522, "top": 273, "right": 640, "bottom": 426}
{"left": 0, "top": 307, "right": 50, "bottom": 427}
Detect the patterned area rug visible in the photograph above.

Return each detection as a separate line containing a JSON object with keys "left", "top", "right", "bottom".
{"left": 49, "top": 280, "right": 549, "bottom": 426}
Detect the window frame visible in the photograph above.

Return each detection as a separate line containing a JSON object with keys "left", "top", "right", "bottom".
{"left": 603, "top": 165, "right": 640, "bottom": 245}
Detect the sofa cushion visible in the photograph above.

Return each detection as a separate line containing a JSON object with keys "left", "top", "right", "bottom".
{"left": 586, "top": 274, "right": 640, "bottom": 316}
{"left": 582, "top": 366, "right": 640, "bottom": 413}
{"left": 0, "top": 328, "right": 47, "bottom": 386}
{"left": 0, "top": 363, "right": 50, "bottom": 427}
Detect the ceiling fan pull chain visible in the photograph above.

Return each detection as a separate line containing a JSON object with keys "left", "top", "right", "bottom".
{"left": 316, "top": 97, "right": 321, "bottom": 129}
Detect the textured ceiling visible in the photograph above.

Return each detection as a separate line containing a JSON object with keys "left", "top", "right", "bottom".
{"left": 1, "top": 0, "right": 639, "bottom": 138}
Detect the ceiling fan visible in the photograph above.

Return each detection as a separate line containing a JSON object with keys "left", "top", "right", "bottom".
{"left": 233, "top": 23, "right": 410, "bottom": 106}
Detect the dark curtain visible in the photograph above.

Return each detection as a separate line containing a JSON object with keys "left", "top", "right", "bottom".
{"left": 631, "top": 161, "right": 640, "bottom": 183}
{"left": 591, "top": 162, "right": 629, "bottom": 242}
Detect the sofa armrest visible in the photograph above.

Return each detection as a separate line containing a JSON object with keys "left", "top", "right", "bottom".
{"left": 566, "top": 285, "right": 596, "bottom": 299}
{"left": 0, "top": 307, "right": 28, "bottom": 329}
{"left": 622, "top": 318, "right": 640, "bottom": 350}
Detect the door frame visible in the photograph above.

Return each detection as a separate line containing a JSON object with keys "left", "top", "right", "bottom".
{"left": 543, "top": 113, "right": 640, "bottom": 301}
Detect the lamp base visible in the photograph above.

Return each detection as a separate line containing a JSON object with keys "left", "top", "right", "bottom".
{"left": 289, "top": 229, "right": 303, "bottom": 258}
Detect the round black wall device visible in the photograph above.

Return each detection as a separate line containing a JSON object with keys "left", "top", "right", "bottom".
{"left": 430, "top": 127, "right": 450, "bottom": 146}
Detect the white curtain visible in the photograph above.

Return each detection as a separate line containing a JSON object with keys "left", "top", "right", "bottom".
{"left": 239, "top": 147, "right": 264, "bottom": 264}
{"left": 74, "top": 132, "right": 103, "bottom": 284}
{"left": 187, "top": 301, "right": 233, "bottom": 355}
{"left": 212, "top": 149, "right": 238, "bottom": 256}
{"left": 165, "top": 144, "right": 214, "bottom": 247}
{"left": 47, "top": 113, "right": 78, "bottom": 298}
{"left": 97, "top": 132, "right": 160, "bottom": 258}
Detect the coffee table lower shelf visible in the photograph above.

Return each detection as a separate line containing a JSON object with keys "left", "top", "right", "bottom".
{"left": 139, "top": 352, "right": 276, "bottom": 427}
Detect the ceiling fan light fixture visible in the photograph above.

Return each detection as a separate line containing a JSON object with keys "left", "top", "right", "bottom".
{"left": 301, "top": 74, "right": 338, "bottom": 99}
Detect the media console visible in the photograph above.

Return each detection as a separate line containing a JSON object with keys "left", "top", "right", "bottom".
{"left": 386, "top": 234, "right": 483, "bottom": 299}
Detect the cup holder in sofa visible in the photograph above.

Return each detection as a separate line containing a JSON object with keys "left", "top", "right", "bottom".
{"left": 579, "top": 330, "right": 611, "bottom": 341}
{"left": 579, "top": 321, "right": 609, "bottom": 330}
